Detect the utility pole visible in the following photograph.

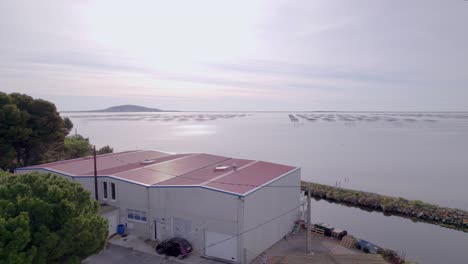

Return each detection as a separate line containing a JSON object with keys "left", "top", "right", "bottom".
{"left": 93, "top": 145, "right": 98, "bottom": 201}
{"left": 306, "top": 185, "right": 311, "bottom": 253}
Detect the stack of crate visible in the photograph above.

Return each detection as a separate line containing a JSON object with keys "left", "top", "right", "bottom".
{"left": 340, "top": 235, "right": 357, "bottom": 248}
{"left": 311, "top": 226, "right": 325, "bottom": 236}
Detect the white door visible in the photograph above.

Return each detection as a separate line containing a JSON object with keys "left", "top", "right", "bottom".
{"left": 107, "top": 214, "right": 118, "bottom": 237}
{"left": 172, "top": 217, "right": 191, "bottom": 238}
{"left": 205, "top": 231, "right": 238, "bottom": 262}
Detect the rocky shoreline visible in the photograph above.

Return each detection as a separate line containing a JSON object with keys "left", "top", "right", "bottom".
{"left": 302, "top": 181, "right": 468, "bottom": 233}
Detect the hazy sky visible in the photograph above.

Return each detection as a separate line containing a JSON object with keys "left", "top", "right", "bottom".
{"left": 1, "top": 0, "right": 467, "bottom": 111}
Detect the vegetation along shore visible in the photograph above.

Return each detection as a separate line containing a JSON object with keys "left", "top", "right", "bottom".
{"left": 302, "top": 181, "right": 468, "bottom": 233}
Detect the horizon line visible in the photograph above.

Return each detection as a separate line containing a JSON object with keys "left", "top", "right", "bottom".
{"left": 60, "top": 110, "right": 468, "bottom": 113}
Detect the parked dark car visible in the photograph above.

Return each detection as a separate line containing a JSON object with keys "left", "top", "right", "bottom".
{"left": 355, "top": 239, "right": 380, "bottom": 254}
{"left": 156, "top": 237, "right": 193, "bottom": 258}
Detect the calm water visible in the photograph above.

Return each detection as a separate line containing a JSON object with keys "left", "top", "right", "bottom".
{"left": 65, "top": 112, "right": 468, "bottom": 263}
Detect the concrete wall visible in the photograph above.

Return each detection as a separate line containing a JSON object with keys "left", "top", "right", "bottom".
{"left": 79, "top": 176, "right": 152, "bottom": 239}
{"left": 70, "top": 176, "right": 152, "bottom": 239}
{"left": 75, "top": 177, "right": 96, "bottom": 198}
{"left": 149, "top": 187, "right": 240, "bottom": 256}
{"left": 97, "top": 178, "right": 150, "bottom": 239}
{"left": 241, "top": 168, "right": 301, "bottom": 263}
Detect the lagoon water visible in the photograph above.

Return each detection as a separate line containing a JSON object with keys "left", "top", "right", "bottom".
{"left": 65, "top": 112, "right": 468, "bottom": 263}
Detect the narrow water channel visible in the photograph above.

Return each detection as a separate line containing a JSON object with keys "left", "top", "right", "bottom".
{"left": 310, "top": 199, "right": 468, "bottom": 264}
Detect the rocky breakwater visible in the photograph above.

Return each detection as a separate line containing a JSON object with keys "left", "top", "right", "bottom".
{"left": 302, "top": 181, "right": 468, "bottom": 233}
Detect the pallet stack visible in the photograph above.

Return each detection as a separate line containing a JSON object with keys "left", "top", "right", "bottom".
{"left": 311, "top": 227, "right": 325, "bottom": 236}
{"left": 340, "top": 235, "right": 357, "bottom": 249}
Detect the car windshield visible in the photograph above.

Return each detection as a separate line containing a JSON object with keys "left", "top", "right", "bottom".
{"left": 180, "top": 240, "right": 190, "bottom": 248}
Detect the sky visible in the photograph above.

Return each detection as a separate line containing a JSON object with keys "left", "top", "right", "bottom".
{"left": 0, "top": 0, "right": 467, "bottom": 111}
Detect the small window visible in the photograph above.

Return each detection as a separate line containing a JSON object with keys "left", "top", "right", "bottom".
{"left": 103, "top": 182, "right": 108, "bottom": 199}
{"left": 127, "top": 209, "right": 147, "bottom": 223}
{"left": 128, "top": 210, "right": 135, "bottom": 219}
{"left": 111, "top": 183, "right": 116, "bottom": 200}
{"left": 181, "top": 240, "right": 190, "bottom": 248}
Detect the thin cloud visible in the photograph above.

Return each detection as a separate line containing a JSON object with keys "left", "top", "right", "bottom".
{"left": 0, "top": 0, "right": 467, "bottom": 111}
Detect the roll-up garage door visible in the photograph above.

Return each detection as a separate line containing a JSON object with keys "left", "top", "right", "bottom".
{"left": 205, "top": 231, "right": 238, "bottom": 262}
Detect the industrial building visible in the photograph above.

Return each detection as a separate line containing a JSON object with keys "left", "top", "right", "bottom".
{"left": 16, "top": 150, "right": 301, "bottom": 263}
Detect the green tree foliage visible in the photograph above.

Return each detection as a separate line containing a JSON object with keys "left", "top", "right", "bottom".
{"left": 0, "top": 172, "right": 108, "bottom": 264}
{"left": 63, "top": 135, "right": 93, "bottom": 159}
{"left": 0, "top": 170, "right": 10, "bottom": 178}
{"left": 97, "top": 145, "right": 113, "bottom": 155}
{"left": 0, "top": 93, "right": 73, "bottom": 169}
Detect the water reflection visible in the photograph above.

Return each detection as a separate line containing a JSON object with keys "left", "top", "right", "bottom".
{"left": 310, "top": 199, "right": 468, "bottom": 264}
{"left": 174, "top": 125, "right": 217, "bottom": 136}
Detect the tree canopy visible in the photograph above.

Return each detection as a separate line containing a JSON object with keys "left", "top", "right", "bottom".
{"left": 0, "top": 170, "right": 10, "bottom": 178}
{"left": 0, "top": 92, "right": 114, "bottom": 170}
{"left": 63, "top": 136, "right": 114, "bottom": 159}
{"left": 0, "top": 172, "right": 108, "bottom": 263}
{"left": 0, "top": 93, "right": 73, "bottom": 169}
{"left": 63, "top": 135, "right": 92, "bottom": 160}
{"left": 97, "top": 145, "right": 113, "bottom": 155}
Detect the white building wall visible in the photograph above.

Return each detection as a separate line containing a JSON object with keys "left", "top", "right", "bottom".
{"left": 149, "top": 187, "right": 240, "bottom": 256}
{"left": 75, "top": 177, "right": 96, "bottom": 198}
{"left": 98, "top": 178, "right": 150, "bottom": 239}
{"left": 241, "top": 168, "right": 301, "bottom": 263}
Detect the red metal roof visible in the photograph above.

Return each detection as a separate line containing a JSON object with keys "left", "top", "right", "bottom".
{"left": 147, "top": 153, "right": 230, "bottom": 176}
{"left": 157, "top": 158, "right": 254, "bottom": 186}
{"left": 97, "top": 153, "right": 192, "bottom": 177}
{"left": 32, "top": 150, "right": 172, "bottom": 175}
{"left": 205, "top": 161, "right": 297, "bottom": 194}
{"left": 20, "top": 150, "right": 298, "bottom": 195}
{"left": 115, "top": 169, "right": 174, "bottom": 185}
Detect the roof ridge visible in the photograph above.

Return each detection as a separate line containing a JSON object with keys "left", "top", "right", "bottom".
{"left": 177, "top": 154, "right": 232, "bottom": 177}
{"left": 113, "top": 153, "right": 199, "bottom": 176}
{"left": 200, "top": 160, "right": 259, "bottom": 187}
{"left": 153, "top": 154, "right": 232, "bottom": 185}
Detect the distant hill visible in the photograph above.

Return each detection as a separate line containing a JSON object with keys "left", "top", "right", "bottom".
{"left": 65, "top": 105, "right": 175, "bottom": 113}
